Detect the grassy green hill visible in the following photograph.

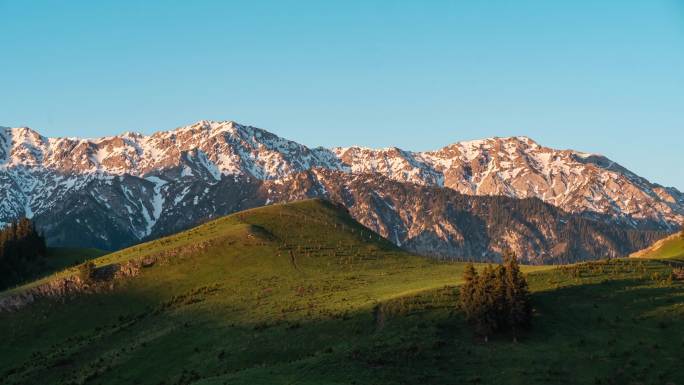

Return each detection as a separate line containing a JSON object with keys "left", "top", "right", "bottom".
{"left": 630, "top": 232, "right": 684, "bottom": 259}
{"left": 1, "top": 199, "right": 683, "bottom": 385}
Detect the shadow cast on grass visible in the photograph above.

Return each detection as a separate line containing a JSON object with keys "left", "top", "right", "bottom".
{"left": 2, "top": 276, "right": 684, "bottom": 385}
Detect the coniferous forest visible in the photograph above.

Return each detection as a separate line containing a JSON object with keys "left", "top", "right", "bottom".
{"left": 0, "top": 218, "right": 47, "bottom": 290}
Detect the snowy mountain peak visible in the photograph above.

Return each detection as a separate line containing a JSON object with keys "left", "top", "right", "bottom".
{"left": 0, "top": 120, "right": 682, "bottom": 250}
{"left": 172, "top": 119, "right": 236, "bottom": 134}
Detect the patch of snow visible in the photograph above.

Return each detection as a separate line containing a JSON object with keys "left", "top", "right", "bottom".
{"left": 144, "top": 176, "right": 168, "bottom": 235}
{"left": 174, "top": 186, "right": 191, "bottom": 205}
{"left": 181, "top": 166, "right": 194, "bottom": 177}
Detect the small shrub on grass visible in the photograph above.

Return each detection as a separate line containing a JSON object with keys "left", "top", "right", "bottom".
{"left": 78, "top": 261, "right": 96, "bottom": 284}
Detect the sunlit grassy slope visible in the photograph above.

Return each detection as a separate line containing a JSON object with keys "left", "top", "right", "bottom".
{"left": 1, "top": 199, "right": 683, "bottom": 385}
{"left": 631, "top": 232, "right": 684, "bottom": 259}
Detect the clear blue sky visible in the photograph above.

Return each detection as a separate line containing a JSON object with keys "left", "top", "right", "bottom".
{"left": 1, "top": 1, "right": 683, "bottom": 189}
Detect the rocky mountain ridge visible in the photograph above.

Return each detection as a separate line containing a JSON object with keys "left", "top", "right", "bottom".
{"left": 0, "top": 120, "right": 680, "bottom": 262}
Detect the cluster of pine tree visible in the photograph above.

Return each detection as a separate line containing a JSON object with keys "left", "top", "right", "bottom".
{"left": 459, "top": 249, "right": 531, "bottom": 341}
{"left": 0, "top": 218, "right": 47, "bottom": 290}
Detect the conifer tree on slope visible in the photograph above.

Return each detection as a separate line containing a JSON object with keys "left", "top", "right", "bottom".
{"left": 0, "top": 218, "right": 47, "bottom": 290}
{"left": 502, "top": 249, "right": 532, "bottom": 340}
{"left": 493, "top": 263, "right": 508, "bottom": 329}
{"left": 472, "top": 265, "right": 499, "bottom": 341}
{"left": 459, "top": 263, "right": 479, "bottom": 319}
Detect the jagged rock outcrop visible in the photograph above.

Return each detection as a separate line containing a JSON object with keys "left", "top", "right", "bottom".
{"left": 0, "top": 239, "right": 216, "bottom": 312}
{"left": 0, "top": 261, "right": 140, "bottom": 312}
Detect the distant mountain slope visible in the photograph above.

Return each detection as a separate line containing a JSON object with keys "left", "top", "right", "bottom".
{"left": 257, "top": 170, "right": 666, "bottom": 263}
{"left": 0, "top": 121, "right": 680, "bottom": 259}
{"left": 1, "top": 200, "right": 683, "bottom": 385}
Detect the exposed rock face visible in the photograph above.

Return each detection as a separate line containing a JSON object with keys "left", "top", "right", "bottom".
{"left": 0, "top": 239, "right": 215, "bottom": 312}
{"left": 0, "top": 121, "right": 680, "bottom": 262}
{"left": 0, "top": 261, "right": 140, "bottom": 312}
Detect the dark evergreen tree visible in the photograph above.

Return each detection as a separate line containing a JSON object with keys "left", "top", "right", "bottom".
{"left": 459, "top": 249, "right": 532, "bottom": 341}
{"left": 471, "top": 265, "right": 499, "bottom": 340}
{"left": 459, "top": 263, "right": 479, "bottom": 319}
{"left": 492, "top": 264, "right": 508, "bottom": 328}
{"left": 0, "top": 218, "right": 48, "bottom": 290}
{"left": 502, "top": 249, "right": 532, "bottom": 340}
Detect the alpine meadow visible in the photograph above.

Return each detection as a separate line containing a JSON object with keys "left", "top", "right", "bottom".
{"left": 2, "top": 2, "right": 684, "bottom": 385}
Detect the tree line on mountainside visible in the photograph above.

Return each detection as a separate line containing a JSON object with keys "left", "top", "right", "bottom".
{"left": 0, "top": 218, "right": 47, "bottom": 290}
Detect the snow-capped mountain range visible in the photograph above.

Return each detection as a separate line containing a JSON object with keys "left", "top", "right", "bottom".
{"left": 0, "top": 120, "right": 680, "bottom": 262}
